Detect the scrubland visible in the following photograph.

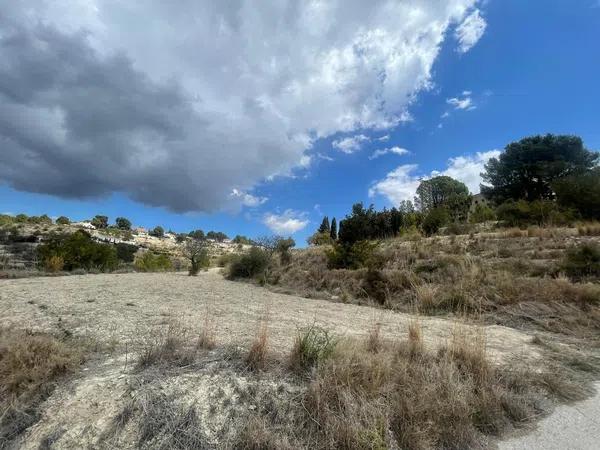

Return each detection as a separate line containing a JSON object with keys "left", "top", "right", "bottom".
{"left": 1, "top": 227, "right": 599, "bottom": 449}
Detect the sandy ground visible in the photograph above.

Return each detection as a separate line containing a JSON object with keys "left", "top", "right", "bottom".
{"left": 1, "top": 270, "right": 540, "bottom": 363}
{"left": 3, "top": 270, "right": 595, "bottom": 448}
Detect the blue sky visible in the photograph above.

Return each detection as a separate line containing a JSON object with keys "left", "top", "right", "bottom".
{"left": 1, "top": 0, "right": 599, "bottom": 246}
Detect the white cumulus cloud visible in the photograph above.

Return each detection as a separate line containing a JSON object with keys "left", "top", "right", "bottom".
{"left": 332, "top": 134, "right": 370, "bottom": 154}
{"left": 230, "top": 189, "right": 268, "bottom": 208}
{"left": 369, "top": 146, "right": 410, "bottom": 160}
{"left": 369, "top": 150, "right": 501, "bottom": 205}
{"left": 263, "top": 210, "right": 309, "bottom": 235}
{"left": 455, "top": 9, "right": 487, "bottom": 53}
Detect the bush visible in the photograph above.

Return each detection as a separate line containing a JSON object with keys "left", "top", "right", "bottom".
{"left": 276, "top": 237, "right": 295, "bottom": 265}
{"left": 149, "top": 226, "right": 165, "bottom": 238}
{"left": 469, "top": 203, "right": 495, "bottom": 223}
{"left": 289, "top": 325, "right": 336, "bottom": 373}
{"left": 227, "top": 247, "right": 270, "bottom": 279}
{"left": 562, "top": 243, "right": 600, "bottom": 280}
{"left": 116, "top": 243, "right": 139, "bottom": 263}
{"left": 37, "top": 230, "right": 118, "bottom": 272}
{"left": 421, "top": 207, "right": 450, "bottom": 236}
{"left": 55, "top": 216, "right": 70, "bottom": 225}
{"left": 553, "top": 168, "right": 600, "bottom": 220}
{"left": 134, "top": 252, "right": 173, "bottom": 272}
{"left": 496, "top": 200, "right": 574, "bottom": 227}
{"left": 115, "top": 217, "right": 132, "bottom": 230}
{"left": 307, "top": 232, "right": 333, "bottom": 246}
{"left": 91, "top": 215, "right": 109, "bottom": 229}
{"left": 326, "top": 241, "right": 380, "bottom": 270}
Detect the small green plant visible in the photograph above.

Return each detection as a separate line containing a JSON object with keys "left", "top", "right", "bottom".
{"left": 289, "top": 325, "right": 336, "bottom": 373}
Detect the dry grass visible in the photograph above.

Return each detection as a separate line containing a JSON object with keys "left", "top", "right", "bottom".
{"left": 197, "top": 307, "right": 217, "bottom": 350}
{"left": 578, "top": 222, "right": 600, "bottom": 236}
{"left": 0, "top": 328, "right": 84, "bottom": 447}
{"left": 245, "top": 321, "right": 269, "bottom": 371}
{"left": 136, "top": 322, "right": 197, "bottom": 370}
{"left": 288, "top": 325, "right": 336, "bottom": 374}
{"left": 297, "top": 326, "right": 546, "bottom": 450}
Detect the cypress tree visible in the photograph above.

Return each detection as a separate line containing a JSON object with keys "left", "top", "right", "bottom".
{"left": 330, "top": 217, "right": 337, "bottom": 241}
{"left": 318, "top": 216, "right": 330, "bottom": 234}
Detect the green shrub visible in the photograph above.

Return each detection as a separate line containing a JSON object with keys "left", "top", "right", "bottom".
{"left": 469, "top": 204, "right": 495, "bottom": 223}
{"left": 227, "top": 247, "right": 270, "bottom": 279}
{"left": 421, "top": 208, "right": 450, "bottom": 236}
{"left": 496, "top": 200, "right": 574, "bottom": 227}
{"left": 134, "top": 252, "right": 173, "bottom": 272}
{"left": 37, "top": 230, "right": 118, "bottom": 272}
{"left": 561, "top": 243, "right": 600, "bottom": 280}
{"left": 326, "top": 241, "right": 380, "bottom": 270}
{"left": 307, "top": 231, "right": 333, "bottom": 246}
{"left": 116, "top": 243, "right": 139, "bottom": 263}
{"left": 149, "top": 226, "right": 165, "bottom": 238}
{"left": 289, "top": 325, "right": 336, "bottom": 373}
{"left": 55, "top": 216, "right": 70, "bottom": 225}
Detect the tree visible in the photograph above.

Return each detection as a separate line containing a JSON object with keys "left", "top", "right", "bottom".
{"left": 330, "top": 217, "right": 337, "bottom": 241}
{"left": 184, "top": 238, "right": 210, "bottom": 275}
{"left": 91, "top": 215, "right": 109, "bottom": 229}
{"left": 318, "top": 216, "right": 330, "bottom": 234}
{"left": 415, "top": 176, "right": 469, "bottom": 212}
{"left": 189, "top": 229, "right": 205, "bottom": 240}
{"left": 307, "top": 232, "right": 333, "bottom": 246}
{"left": 55, "top": 216, "right": 70, "bottom": 225}
{"left": 206, "top": 231, "right": 228, "bottom": 242}
{"left": 232, "top": 235, "right": 253, "bottom": 245}
{"left": 553, "top": 168, "right": 600, "bottom": 220}
{"left": 481, "top": 134, "right": 599, "bottom": 203}
{"left": 149, "top": 226, "right": 164, "bottom": 238}
{"left": 276, "top": 237, "right": 295, "bottom": 265}
{"left": 115, "top": 217, "right": 132, "bottom": 230}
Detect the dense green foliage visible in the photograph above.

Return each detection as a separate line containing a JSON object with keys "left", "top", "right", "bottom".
{"left": 415, "top": 176, "right": 470, "bottom": 212}
{"left": 318, "top": 217, "right": 330, "bottom": 234}
{"left": 37, "top": 230, "right": 118, "bottom": 272}
{"left": 115, "top": 217, "right": 132, "bottom": 230}
{"left": 422, "top": 207, "right": 451, "bottom": 236}
{"left": 553, "top": 168, "right": 600, "bottom": 219}
{"left": 338, "top": 203, "right": 416, "bottom": 245}
{"left": 149, "top": 226, "right": 164, "bottom": 238}
{"left": 330, "top": 217, "right": 337, "bottom": 241}
{"left": 227, "top": 247, "right": 270, "bottom": 279}
{"left": 469, "top": 204, "right": 495, "bottom": 223}
{"left": 482, "top": 134, "right": 598, "bottom": 203}
{"left": 496, "top": 200, "right": 574, "bottom": 227}
{"left": 232, "top": 235, "right": 253, "bottom": 245}
{"left": 55, "top": 216, "right": 70, "bottom": 225}
{"left": 188, "top": 229, "right": 205, "bottom": 240}
{"left": 91, "top": 215, "right": 109, "bottom": 229}
{"left": 206, "top": 231, "right": 228, "bottom": 241}
{"left": 134, "top": 251, "right": 173, "bottom": 272}
{"left": 326, "top": 240, "right": 379, "bottom": 270}
{"left": 115, "top": 243, "right": 139, "bottom": 263}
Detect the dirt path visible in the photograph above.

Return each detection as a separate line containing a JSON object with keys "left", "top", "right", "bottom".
{"left": 499, "top": 382, "right": 600, "bottom": 450}
{"left": 1, "top": 270, "right": 540, "bottom": 363}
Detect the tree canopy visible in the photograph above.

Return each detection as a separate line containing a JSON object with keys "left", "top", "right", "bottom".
{"left": 481, "top": 134, "right": 598, "bottom": 203}
{"left": 415, "top": 176, "right": 469, "bottom": 212}
{"left": 553, "top": 167, "right": 600, "bottom": 219}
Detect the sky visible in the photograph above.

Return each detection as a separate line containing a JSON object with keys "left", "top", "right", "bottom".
{"left": 1, "top": 0, "right": 599, "bottom": 245}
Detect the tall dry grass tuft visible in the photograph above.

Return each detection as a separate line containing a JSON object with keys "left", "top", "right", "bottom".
{"left": 245, "top": 304, "right": 272, "bottom": 371}
{"left": 197, "top": 305, "right": 217, "bottom": 350}
{"left": 0, "top": 328, "right": 84, "bottom": 445}
{"left": 366, "top": 321, "right": 382, "bottom": 353}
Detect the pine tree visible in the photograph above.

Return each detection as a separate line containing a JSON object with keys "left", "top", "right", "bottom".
{"left": 330, "top": 217, "right": 337, "bottom": 241}
{"left": 318, "top": 216, "right": 330, "bottom": 234}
